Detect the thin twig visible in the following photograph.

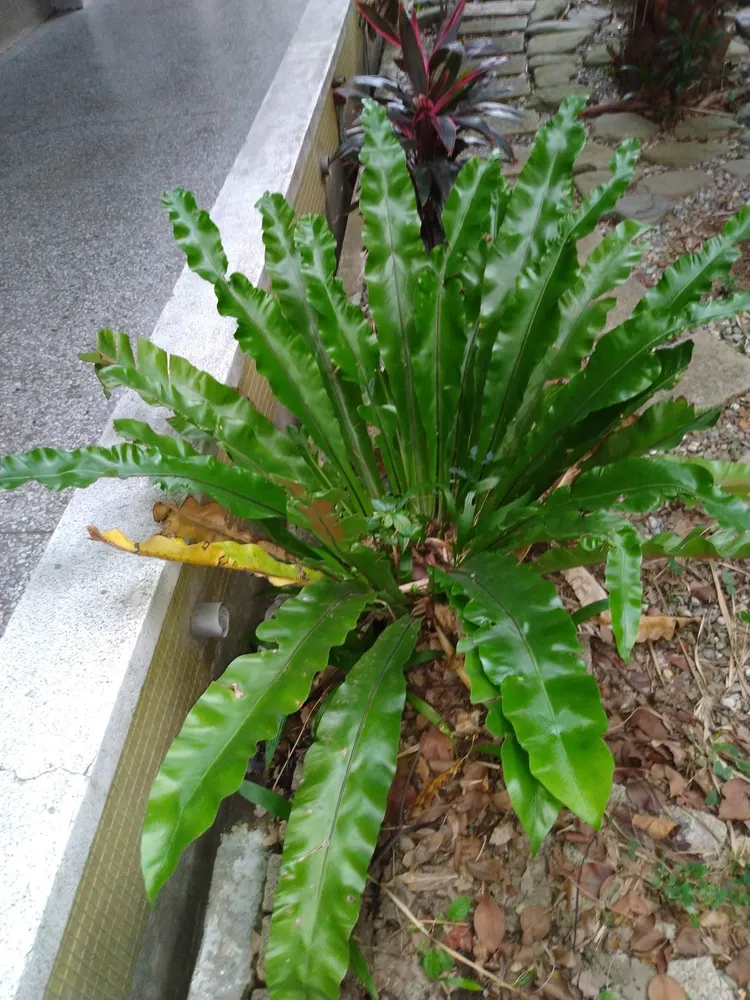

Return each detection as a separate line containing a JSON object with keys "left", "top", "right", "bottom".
{"left": 378, "top": 882, "right": 525, "bottom": 995}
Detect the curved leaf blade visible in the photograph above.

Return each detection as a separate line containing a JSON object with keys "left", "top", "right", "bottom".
{"left": 266, "top": 616, "right": 418, "bottom": 1000}
{"left": 502, "top": 725, "right": 561, "bottom": 854}
{"left": 0, "top": 443, "right": 286, "bottom": 521}
{"left": 359, "top": 100, "right": 431, "bottom": 494}
{"left": 142, "top": 582, "right": 371, "bottom": 902}
{"left": 89, "top": 527, "right": 323, "bottom": 586}
{"left": 441, "top": 554, "right": 613, "bottom": 827}
{"left": 605, "top": 524, "right": 643, "bottom": 661}
{"left": 163, "top": 188, "right": 227, "bottom": 284}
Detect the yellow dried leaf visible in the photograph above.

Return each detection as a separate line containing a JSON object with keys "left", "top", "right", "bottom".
{"left": 563, "top": 566, "right": 608, "bottom": 605}
{"left": 597, "top": 612, "right": 694, "bottom": 643}
{"left": 88, "top": 527, "right": 323, "bottom": 587}
{"left": 153, "top": 497, "right": 289, "bottom": 558}
{"left": 632, "top": 814, "right": 679, "bottom": 840}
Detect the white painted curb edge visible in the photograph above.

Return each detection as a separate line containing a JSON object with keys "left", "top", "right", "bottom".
{"left": 0, "top": 0, "right": 351, "bottom": 995}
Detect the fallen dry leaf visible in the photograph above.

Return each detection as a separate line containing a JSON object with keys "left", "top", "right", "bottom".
{"left": 541, "top": 972, "right": 578, "bottom": 1000}
{"left": 631, "top": 914, "right": 664, "bottom": 953}
{"left": 395, "top": 872, "right": 458, "bottom": 891}
{"left": 652, "top": 764, "right": 686, "bottom": 798}
{"left": 563, "top": 565, "right": 607, "bottom": 604}
{"left": 627, "top": 778, "right": 667, "bottom": 813}
{"left": 648, "top": 974, "right": 686, "bottom": 1000}
{"left": 467, "top": 858, "right": 506, "bottom": 883}
{"left": 719, "top": 777, "right": 750, "bottom": 821}
{"left": 420, "top": 726, "right": 454, "bottom": 766}
{"left": 473, "top": 894, "right": 505, "bottom": 953}
{"left": 443, "top": 924, "right": 474, "bottom": 953}
{"left": 632, "top": 814, "right": 679, "bottom": 840}
{"left": 673, "top": 925, "right": 706, "bottom": 957}
{"left": 631, "top": 706, "right": 671, "bottom": 741}
{"left": 610, "top": 888, "right": 655, "bottom": 916}
{"left": 634, "top": 615, "right": 694, "bottom": 643}
{"left": 579, "top": 861, "right": 615, "bottom": 900}
{"left": 520, "top": 905, "right": 551, "bottom": 944}
{"left": 489, "top": 822, "right": 514, "bottom": 849}
{"left": 726, "top": 945, "right": 750, "bottom": 987}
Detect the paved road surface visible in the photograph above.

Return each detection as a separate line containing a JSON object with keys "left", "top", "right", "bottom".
{"left": 0, "top": 0, "right": 308, "bottom": 632}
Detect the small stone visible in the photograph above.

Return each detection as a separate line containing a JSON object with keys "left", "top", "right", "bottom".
{"left": 740, "top": 131, "right": 750, "bottom": 148}
{"left": 664, "top": 805, "right": 727, "bottom": 857}
{"left": 574, "top": 169, "right": 612, "bottom": 197}
{"left": 460, "top": 15, "right": 528, "bottom": 34}
{"left": 529, "top": 0, "right": 567, "bottom": 24}
{"left": 727, "top": 37, "right": 750, "bottom": 61}
{"left": 577, "top": 952, "right": 653, "bottom": 1000}
{"left": 675, "top": 114, "right": 740, "bottom": 140}
{"left": 584, "top": 42, "right": 613, "bottom": 66}
{"left": 533, "top": 83, "right": 590, "bottom": 109}
{"left": 527, "top": 30, "right": 590, "bottom": 55}
{"left": 606, "top": 192, "right": 674, "bottom": 224}
{"left": 722, "top": 694, "right": 741, "bottom": 710}
{"left": 724, "top": 159, "right": 750, "bottom": 179}
{"left": 642, "top": 141, "right": 727, "bottom": 167}
{"left": 638, "top": 169, "right": 712, "bottom": 200}
{"left": 533, "top": 61, "right": 579, "bottom": 88}
{"left": 592, "top": 112, "right": 659, "bottom": 142}
{"left": 737, "top": 9, "right": 750, "bottom": 40}
{"left": 738, "top": 102, "right": 750, "bottom": 125}
{"left": 668, "top": 957, "right": 734, "bottom": 1000}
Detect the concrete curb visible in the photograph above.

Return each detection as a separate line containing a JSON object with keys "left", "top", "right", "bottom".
{"left": 0, "top": 0, "right": 353, "bottom": 995}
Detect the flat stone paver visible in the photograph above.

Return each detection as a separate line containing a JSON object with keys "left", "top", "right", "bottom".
{"left": 491, "top": 54, "right": 528, "bottom": 75}
{"left": 501, "top": 75, "right": 532, "bottom": 97}
{"left": 460, "top": 15, "right": 528, "bottom": 34}
{"left": 503, "top": 109, "right": 541, "bottom": 135}
{"left": 670, "top": 331, "right": 750, "bottom": 408}
{"left": 675, "top": 114, "right": 740, "bottom": 140}
{"left": 464, "top": 0, "right": 536, "bottom": 15}
{"left": 605, "top": 277, "right": 648, "bottom": 333}
{"left": 606, "top": 192, "right": 674, "bottom": 224}
{"left": 642, "top": 141, "right": 728, "bottom": 167}
{"left": 527, "top": 30, "right": 590, "bottom": 55}
{"left": 526, "top": 19, "right": 596, "bottom": 35}
{"left": 529, "top": 0, "right": 567, "bottom": 23}
{"left": 574, "top": 141, "right": 616, "bottom": 173}
{"left": 533, "top": 62, "right": 579, "bottom": 88}
{"left": 505, "top": 145, "right": 532, "bottom": 176}
{"left": 0, "top": 0, "right": 307, "bottom": 636}
{"left": 585, "top": 43, "right": 613, "bottom": 66}
{"left": 639, "top": 169, "right": 712, "bottom": 200}
{"left": 727, "top": 38, "right": 750, "bottom": 60}
{"left": 574, "top": 169, "right": 614, "bottom": 197}
{"left": 592, "top": 112, "right": 659, "bottom": 142}
{"left": 724, "top": 159, "right": 750, "bottom": 179}
{"left": 529, "top": 52, "right": 569, "bottom": 68}
{"left": 533, "top": 83, "right": 590, "bottom": 108}
{"left": 470, "top": 32, "right": 525, "bottom": 54}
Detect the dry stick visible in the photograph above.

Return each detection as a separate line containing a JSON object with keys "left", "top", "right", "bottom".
{"left": 647, "top": 639, "right": 666, "bottom": 686}
{"left": 377, "top": 882, "right": 525, "bottom": 996}
{"left": 710, "top": 562, "right": 750, "bottom": 699}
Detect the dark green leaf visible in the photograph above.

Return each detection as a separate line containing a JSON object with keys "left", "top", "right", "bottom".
{"left": 266, "top": 616, "right": 418, "bottom": 1000}
{"left": 163, "top": 188, "right": 227, "bottom": 283}
{"left": 237, "top": 781, "right": 292, "bottom": 820}
{"left": 605, "top": 524, "right": 643, "bottom": 661}
{"left": 142, "top": 582, "right": 370, "bottom": 903}
{"left": 349, "top": 939, "right": 379, "bottom": 1000}
{"left": 440, "top": 554, "right": 612, "bottom": 827}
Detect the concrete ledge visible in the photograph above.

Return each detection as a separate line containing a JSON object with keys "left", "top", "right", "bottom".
{"left": 0, "top": 0, "right": 355, "bottom": 996}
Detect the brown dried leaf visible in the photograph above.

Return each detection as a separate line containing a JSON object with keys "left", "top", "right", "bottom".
{"left": 627, "top": 778, "right": 667, "bottom": 813}
{"left": 520, "top": 905, "right": 551, "bottom": 944}
{"left": 719, "top": 777, "right": 750, "bottom": 821}
{"left": 631, "top": 706, "right": 671, "bottom": 741}
{"left": 610, "top": 889, "right": 655, "bottom": 916}
{"left": 648, "top": 974, "right": 686, "bottom": 1000}
{"left": 153, "top": 497, "right": 252, "bottom": 543}
{"left": 726, "top": 945, "right": 750, "bottom": 987}
{"left": 673, "top": 925, "right": 707, "bottom": 957}
{"left": 443, "top": 924, "right": 474, "bottom": 952}
{"left": 579, "top": 862, "right": 615, "bottom": 900}
{"left": 634, "top": 615, "right": 693, "bottom": 643}
{"left": 632, "top": 814, "right": 679, "bottom": 840}
{"left": 489, "top": 822, "right": 514, "bottom": 849}
{"left": 420, "top": 726, "right": 455, "bottom": 765}
{"left": 467, "top": 858, "right": 506, "bottom": 883}
{"left": 473, "top": 894, "right": 506, "bottom": 953}
{"left": 541, "top": 972, "right": 578, "bottom": 1000}
{"left": 563, "top": 566, "right": 608, "bottom": 604}
{"left": 631, "top": 914, "right": 664, "bottom": 953}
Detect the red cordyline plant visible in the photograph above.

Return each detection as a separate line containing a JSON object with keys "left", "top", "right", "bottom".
{"left": 334, "top": 0, "right": 522, "bottom": 244}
